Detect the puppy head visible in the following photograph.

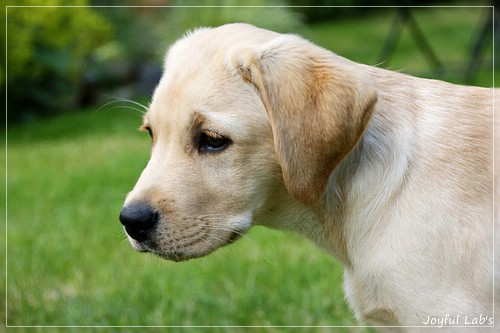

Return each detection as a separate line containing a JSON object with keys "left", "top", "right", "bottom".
{"left": 120, "top": 23, "right": 376, "bottom": 261}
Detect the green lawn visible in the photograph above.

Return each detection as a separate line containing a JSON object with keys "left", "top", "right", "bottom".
{"left": 297, "top": 6, "right": 495, "bottom": 87}
{"left": 4, "top": 6, "right": 496, "bottom": 332}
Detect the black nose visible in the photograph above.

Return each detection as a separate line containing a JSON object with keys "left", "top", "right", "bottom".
{"left": 119, "top": 203, "right": 159, "bottom": 242}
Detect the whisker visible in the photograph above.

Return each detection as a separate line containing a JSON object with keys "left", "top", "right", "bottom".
{"left": 200, "top": 222, "right": 274, "bottom": 263}
{"left": 96, "top": 97, "right": 149, "bottom": 115}
{"left": 96, "top": 99, "right": 124, "bottom": 113}
{"left": 194, "top": 214, "right": 229, "bottom": 220}
{"left": 114, "top": 228, "right": 125, "bottom": 239}
{"left": 182, "top": 218, "right": 251, "bottom": 243}
{"left": 114, "top": 97, "right": 149, "bottom": 112}
{"left": 102, "top": 105, "right": 147, "bottom": 114}
{"left": 203, "top": 223, "right": 254, "bottom": 243}
{"left": 118, "top": 233, "right": 129, "bottom": 243}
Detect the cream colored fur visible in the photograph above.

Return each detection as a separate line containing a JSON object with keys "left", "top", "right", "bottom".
{"left": 123, "top": 23, "right": 496, "bottom": 330}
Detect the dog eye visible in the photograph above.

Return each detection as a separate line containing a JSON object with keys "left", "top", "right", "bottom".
{"left": 140, "top": 124, "right": 153, "bottom": 139}
{"left": 198, "top": 131, "right": 231, "bottom": 153}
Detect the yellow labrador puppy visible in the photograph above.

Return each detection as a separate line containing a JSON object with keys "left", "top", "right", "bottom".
{"left": 120, "top": 23, "right": 495, "bottom": 328}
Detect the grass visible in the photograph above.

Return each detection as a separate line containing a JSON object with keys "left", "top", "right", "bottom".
{"left": 298, "top": 6, "right": 495, "bottom": 86}
{"left": 4, "top": 6, "right": 496, "bottom": 332}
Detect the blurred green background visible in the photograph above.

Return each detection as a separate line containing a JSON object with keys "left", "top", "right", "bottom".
{"left": 3, "top": 0, "right": 497, "bottom": 331}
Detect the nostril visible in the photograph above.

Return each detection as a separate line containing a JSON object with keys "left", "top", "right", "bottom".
{"left": 119, "top": 203, "right": 159, "bottom": 242}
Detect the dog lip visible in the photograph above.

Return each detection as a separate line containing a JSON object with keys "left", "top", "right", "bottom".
{"left": 128, "top": 235, "right": 155, "bottom": 253}
{"left": 155, "top": 250, "right": 190, "bottom": 262}
{"left": 226, "top": 230, "right": 243, "bottom": 244}
{"left": 149, "top": 233, "right": 242, "bottom": 262}
{"left": 130, "top": 226, "right": 249, "bottom": 261}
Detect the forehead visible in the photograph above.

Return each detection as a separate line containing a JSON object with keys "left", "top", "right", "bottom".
{"left": 147, "top": 72, "right": 252, "bottom": 131}
{"left": 144, "top": 25, "right": 275, "bottom": 134}
{"left": 146, "top": 54, "right": 265, "bottom": 136}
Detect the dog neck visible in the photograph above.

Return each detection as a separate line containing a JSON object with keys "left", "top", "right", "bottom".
{"left": 299, "top": 94, "right": 415, "bottom": 267}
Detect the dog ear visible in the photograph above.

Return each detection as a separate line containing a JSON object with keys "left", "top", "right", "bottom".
{"left": 228, "top": 35, "right": 377, "bottom": 204}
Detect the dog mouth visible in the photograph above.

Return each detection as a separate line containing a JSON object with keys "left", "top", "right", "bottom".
{"left": 154, "top": 250, "right": 191, "bottom": 262}
{"left": 122, "top": 210, "right": 254, "bottom": 261}
{"left": 128, "top": 227, "right": 247, "bottom": 262}
{"left": 226, "top": 229, "right": 244, "bottom": 244}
